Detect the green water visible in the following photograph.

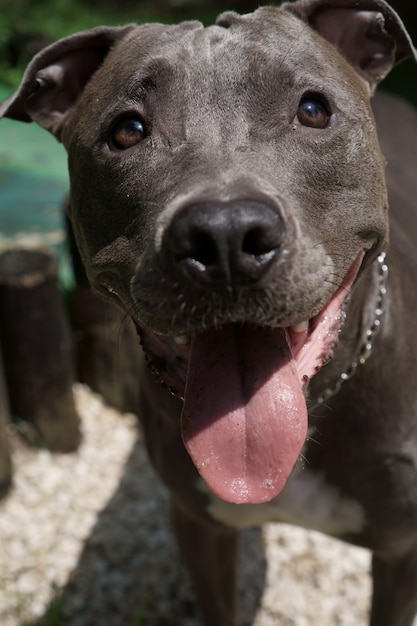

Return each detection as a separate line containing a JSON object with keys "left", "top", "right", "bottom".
{"left": 0, "top": 85, "right": 71, "bottom": 283}
{"left": 0, "top": 85, "right": 69, "bottom": 240}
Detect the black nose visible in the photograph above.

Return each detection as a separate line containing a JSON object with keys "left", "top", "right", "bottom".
{"left": 164, "top": 200, "right": 284, "bottom": 287}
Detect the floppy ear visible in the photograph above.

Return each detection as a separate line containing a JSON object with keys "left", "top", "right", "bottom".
{"left": 0, "top": 25, "right": 135, "bottom": 140}
{"left": 285, "top": 0, "right": 417, "bottom": 92}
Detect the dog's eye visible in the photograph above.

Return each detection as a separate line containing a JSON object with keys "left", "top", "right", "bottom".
{"left": 109, "top": 117, "right": 145, "bottom": 150}
{"left": 297, "top": 96, "right": 330, "bottom": 129}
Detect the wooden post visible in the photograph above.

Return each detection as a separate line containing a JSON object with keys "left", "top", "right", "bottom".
{"left": 71, "top": 285, "right": 141, "bottom": 414}
{"left": 0, "top": 345, "right": 12, "bottom": 496}
{"left": 0, "top": 248, "right": 81, "bottom": 452}
{"left": 66, "top": 215, "right": 141, "bottom": 414}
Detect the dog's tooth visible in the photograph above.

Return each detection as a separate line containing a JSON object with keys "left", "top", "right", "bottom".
{"left": 174, "top": 335, "right": 191, "bottom": 345}
{"left": 292, "top": 321, "right": 309, "bottom": 333}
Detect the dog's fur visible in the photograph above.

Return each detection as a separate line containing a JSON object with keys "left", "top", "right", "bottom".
{"left": 2, "top": 1, "right": 417, "bottom": 624}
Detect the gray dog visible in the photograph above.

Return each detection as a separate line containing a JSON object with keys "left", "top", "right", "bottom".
{"left": 2, "top": 0, "right": 417, "bottom": 623}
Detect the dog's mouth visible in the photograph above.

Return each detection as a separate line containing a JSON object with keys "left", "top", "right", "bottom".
{"left": 136, "top": 254, "right": 363, "bottom": 504}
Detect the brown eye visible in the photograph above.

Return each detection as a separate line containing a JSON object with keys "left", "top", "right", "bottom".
{"left": 109, "top": 117, "right": 145, "bottom": 150}
{"left": 297, "top": 96, "right": 330, "bottom": 129}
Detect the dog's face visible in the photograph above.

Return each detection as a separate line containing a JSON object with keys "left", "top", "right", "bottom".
{"left": 1, "top": 0, "right": 415, "bottom": 504}
{"left": 67, "top": 7, "right": 390, "bottom": 321}
{"left": 69, "top": 10, "right": 387, "bottom": 327}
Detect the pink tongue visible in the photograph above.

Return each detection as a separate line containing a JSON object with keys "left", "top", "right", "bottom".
{"left": 181, "top": 325, "right": 307, "bottom": 504}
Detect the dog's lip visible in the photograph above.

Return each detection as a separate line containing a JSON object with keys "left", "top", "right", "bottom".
{"left": 290, "top": 251, "right": 364, "bottom": 384}
{"left": 137, "top": 251, "right": 364, "bottom": 398}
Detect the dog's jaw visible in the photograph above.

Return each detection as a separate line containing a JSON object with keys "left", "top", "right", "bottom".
{"left": 136, "top": 253, "right": 363, "bottom": 504}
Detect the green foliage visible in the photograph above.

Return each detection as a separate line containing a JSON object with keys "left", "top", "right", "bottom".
{"left": 0, "top": 0, "right": 217, "bottom": 87}
{"left": 0, "top": 0, "right": 164, "bottom": 88}
{"left": 19, "top": 590, "right": 151, "bottom": 626}
{"left": 21, "top": 587, "right": 64, "bottom": 626}
{"left": 0, "top": 0, "right": 159, "bottom": 39}
{"left": 38, "top": 592, "right": 64, "bottom": 626}
{"left": 0, "top": 61, "right": 24, "bottom": 87}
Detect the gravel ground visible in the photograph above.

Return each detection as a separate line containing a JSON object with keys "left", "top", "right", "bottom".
{"left": 0, "top": 384, "right": 374, "bottom": 626}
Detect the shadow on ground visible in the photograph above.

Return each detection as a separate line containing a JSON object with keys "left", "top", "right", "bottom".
{"left": 32, "top": 426, "right": 266, "bottom": 626}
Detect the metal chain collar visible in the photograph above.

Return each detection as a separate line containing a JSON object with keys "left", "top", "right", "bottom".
{"left": 310, "top": 252, "right": 388, "bottom": 410}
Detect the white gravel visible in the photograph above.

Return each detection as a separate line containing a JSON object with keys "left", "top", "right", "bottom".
{"left": 0, "top": 384, "right": 373, "bottom": 626}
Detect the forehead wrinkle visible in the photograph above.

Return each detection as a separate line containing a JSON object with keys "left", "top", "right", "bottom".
{"left": 119, "top": 15, "right": 306, "bottom": 101}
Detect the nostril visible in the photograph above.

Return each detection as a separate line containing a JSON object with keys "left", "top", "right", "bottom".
{"left": 180, "top": 230, "right": 219, "bottom": 268}
{"left": 242, "top": 227, "right": 280, "bottom": 258}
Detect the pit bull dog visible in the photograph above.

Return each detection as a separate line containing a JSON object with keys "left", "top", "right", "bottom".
{"left": 2, "top": 0, "right": 417, "bottom": 623}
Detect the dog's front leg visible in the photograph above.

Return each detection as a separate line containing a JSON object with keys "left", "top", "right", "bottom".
{"left": 171, "top": 500, "right": 240, "bottom": 626}
{"left": 370, "top": 546, "right": 417, "bottom": 626}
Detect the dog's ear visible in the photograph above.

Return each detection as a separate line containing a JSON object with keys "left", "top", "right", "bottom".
{"left": 285, "top": 0, "right": 417, "bottom": 91}
{"left": 0, "top": 25, "right": 135, "bottom": 140}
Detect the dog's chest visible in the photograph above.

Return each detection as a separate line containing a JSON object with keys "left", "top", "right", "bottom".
{"left": 203, "top": 469, "right": 366, "bottom": 536}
